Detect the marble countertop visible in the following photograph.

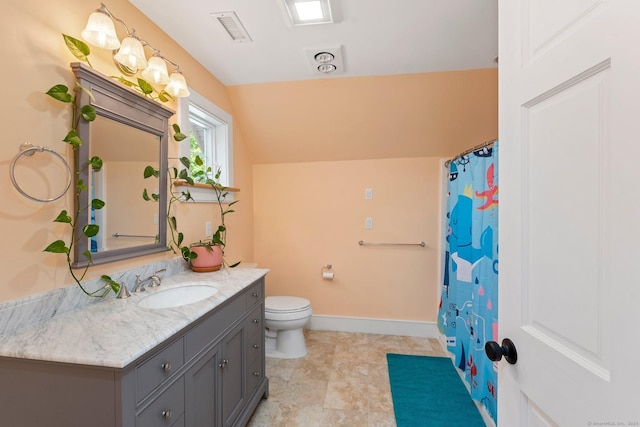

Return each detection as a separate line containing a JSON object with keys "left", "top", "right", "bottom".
{"left": 0, "top": 267, "right": 268, "bottom": 368}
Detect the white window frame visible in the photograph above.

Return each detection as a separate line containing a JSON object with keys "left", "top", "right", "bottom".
{"left": 177, "top": 88, "right": 234, "bottom": 203}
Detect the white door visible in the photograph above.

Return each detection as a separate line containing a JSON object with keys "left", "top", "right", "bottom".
{"left": 499, "top": 1, "right": 640, "bottom": 425}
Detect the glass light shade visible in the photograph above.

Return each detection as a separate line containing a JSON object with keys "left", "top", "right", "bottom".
{"left": 113, "top": 36, "right": 147, "bottom": 71}
{"left": 81, "top": 10, "right": 121, "bottom": 49}
{"left": 165, "top": 72, "right": 190, "bottom": 97}
{"left": 141, "top": 56, "right": 170, "bottom": 85}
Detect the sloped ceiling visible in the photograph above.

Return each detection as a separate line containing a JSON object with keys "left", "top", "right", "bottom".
{"left": 129, "top": 0, "right": 498, "bottom": 163}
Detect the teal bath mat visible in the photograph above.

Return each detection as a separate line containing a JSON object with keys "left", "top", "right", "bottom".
{"left": 386, "top": 353, "right": 486, "bottom": 427}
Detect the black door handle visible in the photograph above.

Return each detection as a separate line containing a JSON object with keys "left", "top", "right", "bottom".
{"left": 485, "top": 338, "right": 518, "bottom": 364}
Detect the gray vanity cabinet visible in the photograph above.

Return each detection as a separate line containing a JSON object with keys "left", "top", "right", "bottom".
{"left": 185, "top": 341, "right": 221, "bottom": 425}
{"left": 0, "top": 278, "right": 268, "bottom": 427}
{"left": 221, "top": 322, "right": 247, "bottom": 426}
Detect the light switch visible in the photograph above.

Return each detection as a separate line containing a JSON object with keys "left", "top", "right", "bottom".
{"left": 365, "top": 188, "right": 373, "bottom": 200}
{"left": 365, "top": 217, "right": 373, "bottom": 229}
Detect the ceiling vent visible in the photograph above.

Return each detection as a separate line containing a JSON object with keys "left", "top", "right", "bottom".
{"left": 304, "top": 46, "right": 344, "bottom": 75}
{"left": 211, "top": 12, "right": 252, "bottom": 43}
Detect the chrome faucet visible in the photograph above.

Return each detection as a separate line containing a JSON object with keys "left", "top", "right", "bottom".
{"left": 116, "top": 281, "right": 131, "bottom": 299}
{"left": 134, "top": 274, "right": 148, "bottom": 293}
{"left": 148, "top": 269, "right": 166, "bottom": 288}
{"left": 134, "top": 269, "right": 166, "bottom": 292}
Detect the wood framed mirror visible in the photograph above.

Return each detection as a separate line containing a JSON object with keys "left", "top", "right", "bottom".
{"left": 71, "top": 62, "right": 173, "bottom": 267}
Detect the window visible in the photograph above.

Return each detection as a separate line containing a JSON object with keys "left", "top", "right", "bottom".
{"left": 178, "top": 88, "right": 234, "bottom": 202}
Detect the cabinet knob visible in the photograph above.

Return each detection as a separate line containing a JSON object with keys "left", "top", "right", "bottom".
{"left": 252, "top": 319, "right": 259, "bottom": 324}
{"left": 253, "top": 371, "right": 261, "bottom": 377}
{"left": 252, "top": 292, "right": 259, "bottom": 298}
{"left": 162, "top": 410, "right": 172, "bottom": 420}
{"left": 219, "top": 358, "right": 229, "bottom": 368}
{"left": 253, "top": 344, "right": 260, "bottom": 349}
{"left": 161, "top": 362, "right": 172, "bottom": 372}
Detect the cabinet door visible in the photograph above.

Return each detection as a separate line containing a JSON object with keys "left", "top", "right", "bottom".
{"left": 184, "top": 345, "right": 221, "bottom": 426}
{"left": 221, "top": 323, "right": 245, "bottom": 427}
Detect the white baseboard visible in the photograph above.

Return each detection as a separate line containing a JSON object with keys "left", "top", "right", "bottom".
{"left": 308, "top": 315, "right": 439, "bottom": 338}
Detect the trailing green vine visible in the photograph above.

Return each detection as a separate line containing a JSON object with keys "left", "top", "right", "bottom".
{"left": 143, "top": 125, "right": 240, "bottom": 269}
{"left": 42, "top": 37, "right": 116, "bottom": 296}
{"left": 42, "top": 33, "right": 180, "bottom": 296}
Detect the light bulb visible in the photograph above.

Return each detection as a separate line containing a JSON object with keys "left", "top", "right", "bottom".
{"left": 165, "top": 72, "right": 190, "bottom": 97}
{"left": 114, "top": 36, "right": 147, "bottom": 71}
{"left": 142, "top": 56, "right": 170, "bottom": 85}
{"left": 81, "top": 10, "right": 120, "bottom": 49}
{"left": 317, "top": 63, "right": 336, "bottom": 73}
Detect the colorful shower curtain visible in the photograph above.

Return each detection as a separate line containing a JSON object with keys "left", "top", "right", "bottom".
{"left": 438, "top": 143, "right": 499, "bottom": 423}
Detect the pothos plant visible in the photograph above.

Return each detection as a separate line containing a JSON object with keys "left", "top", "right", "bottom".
{"left": 43, "top": 35, "right": 118, "bottom": 297}
{"left": 143, "top": 127, "right": 240, "bottom": 269}
{"left": 42, "top": 34, "right": 176, "bottom": 296}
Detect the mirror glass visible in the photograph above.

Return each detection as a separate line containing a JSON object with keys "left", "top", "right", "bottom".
{"left": 90, "top": 116, "right": 160, "bottom": 252}
{"left": 71, "top": 62, "right": 172, "bottom": 268}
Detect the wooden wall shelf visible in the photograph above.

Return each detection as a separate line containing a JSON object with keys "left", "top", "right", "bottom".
{"left": 173, "top": 180, "right": 240, "bottom": 192}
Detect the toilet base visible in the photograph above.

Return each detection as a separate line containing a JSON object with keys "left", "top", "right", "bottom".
{"left": 265, "top": 328, "right": 307, "bottom": 359}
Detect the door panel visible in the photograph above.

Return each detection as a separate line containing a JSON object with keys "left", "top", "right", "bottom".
{"left": 499, "top": 0, "right": 640, "bottom": 425}
{"left": 525, "top": 0, "right": 604, "bottom": 62}
{"left": 185, "top": 346, "right": 220, "bottom": 426}
{"left": 222, "top": 324, "right": 245, "bottom": 427}
{"left": 523, "top": 64, "right": 610, "bottom": 372}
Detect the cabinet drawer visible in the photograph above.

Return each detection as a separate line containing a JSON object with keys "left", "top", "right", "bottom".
{"left": 245, "top": 280, "right": 263, "bottom": 308}
{"left": 136, "top": 338, "right": 184, "bottom": 402}
{"left": 137, "top": 377, "right": 185, "bottom": 427}
{"left": 246, "top": 304, "right": 263, "bottom": 364}
{"left": 245, "top": 304, "right": 263, "bottom": 338}
{"left": 246, "top": 356, "right": 263, "bottom": 395}
{"left": 186, "top": 295, "right": 245, "bottom": 360}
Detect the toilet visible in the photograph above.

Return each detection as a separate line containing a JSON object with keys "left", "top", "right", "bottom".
{"left": 264, "top": 296, "right": 312, "bottom": 359}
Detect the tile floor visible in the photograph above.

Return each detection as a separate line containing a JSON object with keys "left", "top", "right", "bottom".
{"left": 247, "top": 330, "right": 448, "bottom": 427}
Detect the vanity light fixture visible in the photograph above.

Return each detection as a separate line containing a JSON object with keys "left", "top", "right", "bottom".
{"left": 283, "top": 0, "right": 333, "bottom": 26}
{"left": 81, "top": 3, "right": 190, "bottom": 97}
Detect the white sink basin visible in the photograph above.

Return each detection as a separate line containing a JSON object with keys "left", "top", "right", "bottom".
{"left": 137, "top": 284, "right": 218, "bottom": 309}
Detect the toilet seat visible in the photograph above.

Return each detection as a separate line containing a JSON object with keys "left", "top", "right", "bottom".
{"left": 265, "top": 296, "right": 311, "bottom": 314}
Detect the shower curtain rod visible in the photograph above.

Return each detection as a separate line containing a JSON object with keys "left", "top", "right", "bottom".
{"left": 444, "top": 138, "right": 497, "bottom": 168}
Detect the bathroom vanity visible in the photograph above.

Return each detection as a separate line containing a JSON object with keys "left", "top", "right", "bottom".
{"left": 0, "top": 268, "right": 268, "bottom": 427}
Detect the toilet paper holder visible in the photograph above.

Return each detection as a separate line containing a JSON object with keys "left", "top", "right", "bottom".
{"left": 321, "top": 264, "right": 334, "bottom": 280}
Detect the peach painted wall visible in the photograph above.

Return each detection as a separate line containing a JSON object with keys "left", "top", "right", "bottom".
{"left": 0, "top": 0, "right": 253, "bottom": 302}
{"left": 247, "top": 70, "right": 497, "bottom": 322}
{"left": 254, "top": 158, "right": 443, "bottom": 321}
{"left": 227, "top": 69, "right": 498, "bottom": 164}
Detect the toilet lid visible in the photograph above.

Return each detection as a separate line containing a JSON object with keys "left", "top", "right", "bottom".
{"left": 265, "top": 296, "right": 311, "bottom": 313}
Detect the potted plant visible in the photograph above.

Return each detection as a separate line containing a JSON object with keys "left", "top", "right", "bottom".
{"left": 189, "top": 240, "right": 223, "bottom": 272}
{"left": 144, "top": 135, "right": 239, "bottom": 271}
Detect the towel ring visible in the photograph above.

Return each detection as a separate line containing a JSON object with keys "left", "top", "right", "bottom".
{"left": 10, "top": 143, "right": 72, "bottom": 202}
